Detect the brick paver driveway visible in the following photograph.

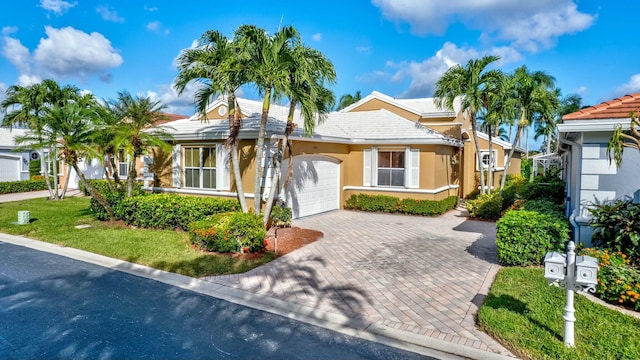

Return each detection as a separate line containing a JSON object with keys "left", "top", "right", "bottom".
{"left": 206, "top": 209, "right": 512, "bottom": 356}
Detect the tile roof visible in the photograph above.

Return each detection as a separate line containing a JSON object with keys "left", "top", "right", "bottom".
{"left": 563, "top": 93, "right": 640, "bottom": 120}
{"left": 0, "top": 128, "right": 28, "bottom": 148}
{"left": 153, "top": 113, "right": 188, "bottom": 125}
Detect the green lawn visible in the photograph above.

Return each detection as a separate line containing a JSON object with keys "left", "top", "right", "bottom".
{"left": 0, "top": 197, "right": 275, "bottom": 277}
{"left": 478, "top": 267, "right": 640, "bottom": 360}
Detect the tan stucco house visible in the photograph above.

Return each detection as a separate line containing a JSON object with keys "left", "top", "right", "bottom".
{"left": 139, "top": 91, "right": 522, "bottom": 218}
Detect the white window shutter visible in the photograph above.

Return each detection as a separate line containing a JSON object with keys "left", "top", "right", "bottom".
{"left": 172, "top": 144, "right": 181, "bottom": 188}
{"left": 363, "top": 148, "right": 372, "bottom": 186}
{"left": 406, "top": 147, "right": 420, "bottom": 189}
{"left": 218, "top": 144, "right": 230, "bottom": 190}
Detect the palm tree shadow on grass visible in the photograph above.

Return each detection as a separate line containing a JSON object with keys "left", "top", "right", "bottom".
{"left": 482, "top": 293, "right": 563, "bottom": 342}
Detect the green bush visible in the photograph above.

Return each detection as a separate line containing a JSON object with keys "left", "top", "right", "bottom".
{"left": 270, "top": 205, "right": 292, "bottom": 227}
{"left": 466, "top": 192, "right": 503, "bottom": 220}
{"left": 520, "top": 181, "right": 565, "bottom": 205}
{"left": 189, "top": 212, "right": 266, "bottom": 253}
{"left": 581, "top": 248, "right": 640, "bottom": 311}
{"left": 345, "top": 194, "right": 458, "bottom": 216}
{"left": 29, "top": 159, "right": 41, "bottom": 178}
{"left": 588, "top": 199, "right": 640, "bottom": 262}
{"left": 520, "top": 199, "right": 564, "bottom": 216}
{"left": 89, "top": 191, "right": 126, "bottom": 221}
{"left": 501, "top": 174, "right": 528, "bottom": 209}
{"left": 0, "top": 179, "right": 49, "bottom": 194}
{"left": 80, "top": 179, "right": 142, "bottom": 196}
{"left": 117, "top": 194, "right": 240, "bottom": 230}
{"left": 496, "top": 209, "right": 569, "bottom": 266}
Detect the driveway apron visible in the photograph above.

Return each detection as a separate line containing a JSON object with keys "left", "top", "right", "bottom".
{"left": 205, "top": 209, "right": 512, "bottom": 356}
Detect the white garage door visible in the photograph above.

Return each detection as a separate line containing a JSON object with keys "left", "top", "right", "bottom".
{"left": 281, "top": 155, "right": 340, "bottom": 219}
{"left": 0, "top": 155, "right": 20, "bottom": 182}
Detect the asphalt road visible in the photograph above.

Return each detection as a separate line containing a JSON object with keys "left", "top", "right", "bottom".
{"left": 0, "top": 241, "right": 439, "bottom": 360}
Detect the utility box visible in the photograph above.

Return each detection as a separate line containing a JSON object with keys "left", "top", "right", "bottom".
{"left": 544, "top": 252, "right": 567, "bottom": 281}
{"left": 575, "top": 255, "right": 599, "bottom": 286}
{"left": 17, "top": 210, "right": 30, "bottom": 225}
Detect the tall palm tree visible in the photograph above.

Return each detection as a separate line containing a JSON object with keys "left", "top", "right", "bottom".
{"left": 175, "top": 29, "right": 250, "bottom": 212}
{"left": 234, "top": 24, "right": 300, "bottom": 215}
{"left": 263, "top": 44, "right": 336, "bottom": 223}
{"left": 499, "top": 66, "right": 556, "bottom": 191}
{"left": 1, "top": 80, "right": 79, "bottom": 199}
{"left": 434, "top": 55, "right": 503, "bottom": 194}
{"left": 106, "top": 91, "right": 172, "bottom": 197}
{"left": 335, "top": 91, "right": 361, "bottom": 111}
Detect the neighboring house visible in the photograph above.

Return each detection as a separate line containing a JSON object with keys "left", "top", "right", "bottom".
{"left": 558, "top": 93, "right": 640, "bottom": 245}
{"left": 0, "top": 127, "right": 36, "bottom": 182}
{"left": 145, "top": 91, "right": 522, "bottom": 219}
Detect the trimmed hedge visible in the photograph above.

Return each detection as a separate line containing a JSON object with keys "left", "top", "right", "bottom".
{"left": 189, "top": 212, "right": 266, "bottom": 253}
{"left": 466, "top": 192, "right": 503, "bottom": 220}
{"left": 80, "top": 179, "right": 142, "bottom": 196}
{"left": 0, "top": 179, "right": 49, "bottom": 194}
{"left": 345, "top": 194, "right": 458, "bottom": 216}
{"left": 117, "top": 193, "right": 240, "bottom": 230}
{"left": 496, "top": 207, "right": 569, "bottom": 266}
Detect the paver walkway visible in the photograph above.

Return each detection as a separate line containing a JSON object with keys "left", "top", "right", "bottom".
{"left": 205, "top": 209, "right": 514, "bottom": 356}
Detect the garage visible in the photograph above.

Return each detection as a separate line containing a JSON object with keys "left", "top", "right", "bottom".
{"left": 281, "top": 155, "right": 340, "bottom": 219}
{"left": 0, "top": 154, "right": 21, "bottom": 182}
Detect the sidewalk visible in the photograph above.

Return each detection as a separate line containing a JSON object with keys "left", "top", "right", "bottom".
{"left": 0, "top": 189, "right": 82, "bottom": 203}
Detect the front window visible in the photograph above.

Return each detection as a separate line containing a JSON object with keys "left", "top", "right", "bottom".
{"left": 377, "top": 150, "right": 405, "bottom": 187}
{"left": 478, "top": 150, "right": 497, "bottom": 170}
{"left": 184, "top": 147, "right": 216, "bottom": 189}
{"left": 117, "top": 150, "right": 128, "bottom": 177}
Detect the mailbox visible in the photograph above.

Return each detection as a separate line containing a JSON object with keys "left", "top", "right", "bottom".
{"left": 575, "top": 255, "right": 599, "bottom": 286}
{"left": 544, "top": 252, "right": 566, "bottom": 281}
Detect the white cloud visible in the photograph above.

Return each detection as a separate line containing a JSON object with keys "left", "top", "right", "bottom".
{"left": 39, "top": 0, "right": 77, "bottom": 15}
{"left": 1, "top": 26, "right": 123, "bottom": 84}
{"left": 146, "top": 82, "right": 203, "bottom": 115}
{"left": 312, "top": 33, "right": 322, "bottom": 41}
{"left": 146, "top": 21, "right": 161, "bottom": 31}
{"left": 2, "top": 26, "right": 18, "bottom": 36}
{"left": 615, "top": 74, "right": 640, "bottom": 96}
{"left": 96, "top": 5, "right": 124, "bottom": 23}
{"left": 381, "top": 42, "right": 517, "bottom": 98}
{"left": 371, "top": 0, "right": 594, "bottom": 53}
{"left": 144, "top": 5, "right": 158, "bottom": 12}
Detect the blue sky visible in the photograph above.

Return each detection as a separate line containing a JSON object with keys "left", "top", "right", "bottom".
{"left": 0, "top": 1, "right": 637, "bottom": 148}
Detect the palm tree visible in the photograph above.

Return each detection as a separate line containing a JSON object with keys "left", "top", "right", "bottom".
{"left": 434, "top": 55, "right": 503, "bottom": 194}
{"left": 499, "top": 66, "right": 556, "bottom": 191}
{"left": 263, "top": 43, "right": 336, "bottom": 223}
{"left": 234, "top": 24, "right": 301, "bottom": 215}
{"left": 106, "top": 91, "right": 173, "bottom": 197}
{"left": 1, "top": 80, "right": 80, "bottom": 199}
{"left": 335, "top": 91, "right": 361, "bottom": 110}
{"left": 175, "top": 29, "right": 250, "bottom": 212}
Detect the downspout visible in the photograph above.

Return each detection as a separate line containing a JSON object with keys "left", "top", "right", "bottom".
{"left": 558, "top": 136, "right": 582, "bottom": 243}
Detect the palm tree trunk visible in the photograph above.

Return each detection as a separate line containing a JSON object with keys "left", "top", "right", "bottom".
{"left": 254, "top": 89, "right": 272, "bottom": 216}
{"left": 487, "top": 127, "right": 494, "bottom": 192}
{"left": 126, "top": 158, "right": 136, "bottom": 197}
{"left": 41, "top": 149, "right": 54, "bottom": 199}
{"left": 282, "top": 138, "right": 294, "bottom": 191}
{"left": 225, "top": 94, "right": 248, "bottom": 213}
{"left": 103, "top": 164, "right": 114, "bottom": 192}
{"left": 60, "top": 164, "right": 72, "bottom": 199}
{"left": 471, "top": 116, "right": 486, "bottom": 194}
{"left": 52, "top": 147, "right": 60, "bottom": 199}
{"left": 73, "top": 162, "right": 115, "bottom": 221}
{"left": 109, "top": 155, "right": 122, "bottom": 191}
{"left": 500, "top": 125, "right": 523, "bottom": 194}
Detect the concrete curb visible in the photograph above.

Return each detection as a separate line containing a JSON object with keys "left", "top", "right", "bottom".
{"left": 0, "top": 233, "right": 516, "bottom": 360}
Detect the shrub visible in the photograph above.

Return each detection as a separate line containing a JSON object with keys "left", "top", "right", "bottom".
{"left": 29, "top": 159, "right": 41, "bottom": 178}
{"left": 0, "top": 179, "right": 49, "bottom": 194}
{"left": 270, "top": 205, "right": 292, "bottom": 228}
{"left": 89, "top": 191, "right": 126, "bottom": 221}
{"left": 117, "top": 194, "right": 239, "bottom": 230}
{"left": 80, "top": 179, "right": 142, "bottom": 196}
{"left": 189, "top": 212, "right": 266, "bottom": 253}
{"left": 581, "top": 248, "right": 640, "bottom": 311}
{"left": 496, "top": 209, "right": 569, "bottom": 266}
{"left": 345, "top": 194, "right": 399, "bottom": 213}
{"left": 345, "top": 194, "right": 458, "bottom": 216}
{"left": 520, "top": 199, "right": 564, "bottom": 216}
{"left": 501, "top": 175, "right": 528, "bottom": 209}
{"left": 588, "top": 199, "right": 640, "bottom": 262}
{"left": 466, "top": 192, "right": 503, "bottom": 220}
{"left": 520, "top": 181, "right": 565, "bottom": 205}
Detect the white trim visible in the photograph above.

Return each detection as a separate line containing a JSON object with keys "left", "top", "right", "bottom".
{"left": 343, "top": 184, "right": 459, "bottom": 194}
{"left": 558, "top": 119, "right": 632, "bottom": 133}
{"left": 143, "top": 186, "right": 255, "bottom": 199}
{"left": 420, "top": 122, "right": 463, "bottom": 126}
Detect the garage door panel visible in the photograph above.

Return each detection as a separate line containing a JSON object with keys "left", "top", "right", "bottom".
{"left": 0, "top": 155, "right": 20, "bottom": 182}
{"left": 282, "top": 156, "right": 339, "bottom": 219}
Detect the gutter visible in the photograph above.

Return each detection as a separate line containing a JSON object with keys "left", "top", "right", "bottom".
{"left": 558, "top": 136, "right": 582, "bottom": 243}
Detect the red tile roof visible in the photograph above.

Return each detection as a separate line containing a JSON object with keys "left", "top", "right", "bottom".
{"left": 563, "top": 93, "right": 640, "bottom": 121}
{"left": 153, "top": 113, "right": 188, "bottom": 125}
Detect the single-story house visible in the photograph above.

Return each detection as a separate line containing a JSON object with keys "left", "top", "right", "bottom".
{"left": 558, "top": 93, "right": 640, "bottom": 245}
{"left": 0, "top": 127, "right": 36, "bottom": 182}
{"left": 141, "top": 91, "right": 522, "bottom": 218}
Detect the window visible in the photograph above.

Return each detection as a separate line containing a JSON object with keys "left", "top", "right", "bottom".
{"left": 184, "top": 146, "right": 216, "bottom": 189}
{"left": 377, "top": 150, "right": 405, "bottom": 187}
{"left": 364, "top": 147, "right": 419, "bottom": 188}
{"left": 117, "top": 150, "right": 128, "bottom": 177}
{"left": 477, "top": 150, "right": 497, "bottom": 171}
